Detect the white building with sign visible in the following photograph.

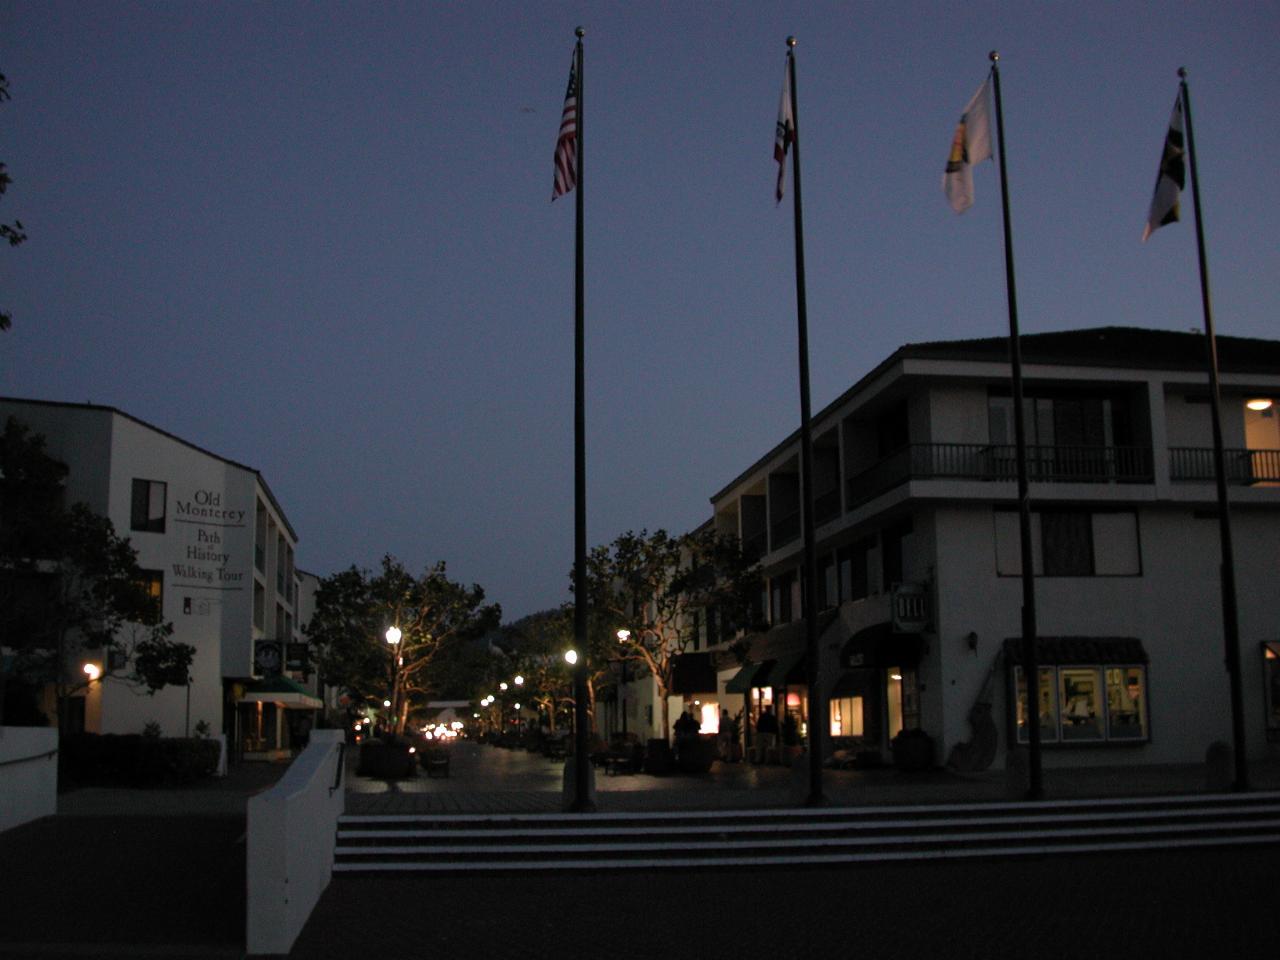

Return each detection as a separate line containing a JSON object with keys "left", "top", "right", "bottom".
{"left": 0, "top": 398, "right": 317, "bottom": 755}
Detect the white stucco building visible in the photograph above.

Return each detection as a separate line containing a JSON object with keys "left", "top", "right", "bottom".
{"left": 0, "top": 398, "right": 318, "bottom": 756}
{"left": 618, "top": 327, "right": 1280, "bottom": 771}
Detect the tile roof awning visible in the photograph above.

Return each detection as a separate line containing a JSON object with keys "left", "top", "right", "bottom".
{"left": 670, "top": 652, "right": 718, "bottom": 695}
{"left": 1003, "top": 637, "right": 1148, "bottom": 666}
{"left": 239, "top": 676, "right": 323, "bottom": 709}
{"left": 840, "top": 621, "right": 923, "bottom": 670}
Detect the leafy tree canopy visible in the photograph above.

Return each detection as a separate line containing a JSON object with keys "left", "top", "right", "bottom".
{"left": 0, "top": 418, "right": 190, "bottom": 725}
{"left": 583, "top": 527, "right": 762, "bottom": 737}
{"left": 305, "top": 555, "right": 500, "bottom": 735}
{"left": 0, "top": 73, "right": 27, "bottom": 331}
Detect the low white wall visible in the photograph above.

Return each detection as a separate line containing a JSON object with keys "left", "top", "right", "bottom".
{"left": 246, "top": 729, "right": 346, "bottom": 956}
{"left": 0, "top": 727, "right": 59, "bottom": 834}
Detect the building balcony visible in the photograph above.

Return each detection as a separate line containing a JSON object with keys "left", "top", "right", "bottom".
{"left": 770, "top": 510, "right": 800, "bottom": 550}
{"left": 1170, "top": 447, "right": 1280, "bottom": 485}
{"left": 847, "top": 443, "right": 1156, "bottom": 509}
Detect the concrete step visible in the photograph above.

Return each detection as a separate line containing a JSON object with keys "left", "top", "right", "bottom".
{"left": 332, "top": 791, "right": 1280, "bottom": 873}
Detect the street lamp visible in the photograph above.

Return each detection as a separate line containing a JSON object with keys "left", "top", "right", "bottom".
{"left": 514, "top": 675, "right": 524, "bottom": 686}
{"left": 564, "top": 649, "right": 578, "bottom": 665}
{"left": 615, "top": 630, "right": 631, "bottom": 736}
{"left": 384, "top": 627, "right": 402, "bottom": 736}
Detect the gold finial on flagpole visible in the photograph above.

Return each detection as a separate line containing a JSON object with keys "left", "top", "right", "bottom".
{"left": 989, "top": 50, "right": 999, "bottom": 63}
{"left": 575, "top": 26, "right": 584, "bottom": 38}
{"left": 1178, "top": 66, "right": 1187, "bottom": 79}
{"left": 787, "top": 36, "right": 797, "bottom": 49}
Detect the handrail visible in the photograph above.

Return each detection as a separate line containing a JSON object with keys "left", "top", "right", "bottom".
{"left": 0, "top": 747, "right": 57, "bottom": 769}
{"left": 329, "top": 741, "right": 345, "bottom": 796}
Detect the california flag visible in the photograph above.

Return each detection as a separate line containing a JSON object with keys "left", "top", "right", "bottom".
{"left": 1142, "top": 93, "right": 1185, "bottom": 242}
{"left": 943, "top": 77, "right": 994, "bottom": 214}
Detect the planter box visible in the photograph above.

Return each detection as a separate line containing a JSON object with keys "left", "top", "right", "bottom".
{"left": 356, "top": 740, "right": 415, "bottom": 778}
{"left": 644, "top": 739, "right": 673, "bottom": 775}
{"left": 890, "top": 730, "right": 935, "bottom": 771}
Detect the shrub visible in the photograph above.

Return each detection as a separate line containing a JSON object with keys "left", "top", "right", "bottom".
{"left": 61, "top": 733, "right": 220, "bottom": 787}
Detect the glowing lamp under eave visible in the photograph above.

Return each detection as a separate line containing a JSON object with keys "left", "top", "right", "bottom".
{"left": 1247, "top": 398, "right": 1273, "bottom": 411}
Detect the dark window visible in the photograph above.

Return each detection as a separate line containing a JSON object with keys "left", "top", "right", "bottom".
{"left": 137, "top": 569, "right": 163, "bottom": 611}
{"left": 881, "top": 519, "right": 912, "bottom": 589}
{"left": 1041, "top": 511, "right": 1093, "bottom": 576}
{"left": 770, "top": 571, "right": 795, "bottom": 624}
{"left": 876, "top": 402, "right": 910, "bottom": 456}
{"left": 130, "top": 479, "right": 167, "bottom": 533}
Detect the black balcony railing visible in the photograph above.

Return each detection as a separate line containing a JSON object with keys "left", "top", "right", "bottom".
{"left": 1170, "top": 447, "right": 1280, "bottom": 484}
{"left": 847, "top": 443, "right": 1155, "bottom": 509}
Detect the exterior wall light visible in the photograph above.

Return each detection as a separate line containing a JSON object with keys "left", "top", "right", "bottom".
{"left": 1246, "top": 398, "right": 1273, "bottom": 411}
{"left": 83, "top": 663, "right": 102, "bottom": 681}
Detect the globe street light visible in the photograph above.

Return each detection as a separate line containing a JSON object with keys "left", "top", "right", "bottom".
{"left": 615, "top": 629, "right": 630, "bottom": 737}
{"left": 384, "top": 626, "right": 402, "bottom": 736}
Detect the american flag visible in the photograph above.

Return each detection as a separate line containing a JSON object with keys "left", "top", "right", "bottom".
{"left": 552, "top": 54, "right": 578, "bottom": 201}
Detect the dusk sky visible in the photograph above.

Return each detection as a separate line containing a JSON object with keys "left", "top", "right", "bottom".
{"left": 2, "top": 2, "right": 1277, "bottom": 622}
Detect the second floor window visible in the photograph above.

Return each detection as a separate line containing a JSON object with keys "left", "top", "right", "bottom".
{"left": 130, "top": 479, "right": 166, "bottom": 533}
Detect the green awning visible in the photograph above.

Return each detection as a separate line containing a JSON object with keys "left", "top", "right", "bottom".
{"left": 760, "top": 650, "right": 806, "bottom": 688}
{"left": 725, "top": 660, "right": 772, "bottom": 694}
{"left": 239, "top": 676, "right": 322, "bottom": 709}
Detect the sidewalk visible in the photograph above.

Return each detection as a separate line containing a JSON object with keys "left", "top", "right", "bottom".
{"left": 0, "top": 761, "right": 290, "bottom": 959}
{"left": 345, "top": 740, "right": 1280, "bottom": 814}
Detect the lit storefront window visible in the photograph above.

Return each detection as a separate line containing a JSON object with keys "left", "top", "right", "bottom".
{"left": 1015, "top": 664, "right": 1148, "bottom": 744}
{"left": 830, "top": 696, "right": 865, "bottom": 737}
{"left": 1105, "top": 667, "right": 1148, "bottom": 740}
{"left": 1264, "top": 643, "right": 1280, "bottom": 742}
{"left": 1014, "top": 667, "right": 1059, "bottom": 744}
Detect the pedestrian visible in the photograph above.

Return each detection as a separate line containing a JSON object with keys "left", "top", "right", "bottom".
{"left": 673, "top": 709, "right": 698, "bottom": 761}
{"left": 755, "top": 705, "right": 779, "bottom": 764}
{"left": 718, "top": 709, "right": 734, "bottom": 761}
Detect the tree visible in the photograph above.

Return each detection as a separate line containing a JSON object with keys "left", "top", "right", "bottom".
{"left": 305, "top": 555, "right": 501, "bottom": 737}
{"left": 499, "top": 606, "right": 610, "bottom": 736}
{"left": 583, "top": 527, "right": 762, "bottom": 741}
{"left": 0, "top": 73, "right": 27, "bottom": 331}
{"left": 0, "top": 418, "right": 191, "bottom": 728}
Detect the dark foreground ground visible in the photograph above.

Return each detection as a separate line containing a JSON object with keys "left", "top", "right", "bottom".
{"left": 292, "top": 843, "right": 1280, "bottom": 960}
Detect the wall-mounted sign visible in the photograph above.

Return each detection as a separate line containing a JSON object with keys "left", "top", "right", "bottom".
{"left": 254, "top": 641, "right": 283, "bottom": 677}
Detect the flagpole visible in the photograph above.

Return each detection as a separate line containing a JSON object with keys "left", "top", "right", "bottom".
{"left": 1179, "top": 67, "right": 1248, "bottom": 792}
{"left": 989, "top": 51, "right": 1043, "bottom": 800}
{"left": 570, "top": 25, "right": 594, "bottom": 812}
{"left": 783, "top": 37, "right": 826, "bottom": 807}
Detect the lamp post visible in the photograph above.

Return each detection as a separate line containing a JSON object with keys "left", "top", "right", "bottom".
{"left": 564, "top": 649, "right": 578, "bottom": 739}
{"left": 384, "top": 626, "right": 402, "bottom": 735}
{"left": 616, "top": 630, "right": 630, "bottom": 737}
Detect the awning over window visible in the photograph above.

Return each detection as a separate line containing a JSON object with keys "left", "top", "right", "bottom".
{"left": 238, "top": 676, "right": 322, "bottom": 709}
{"left": 760, "top": 650, "right": 807, "bottom": 688}
{"left": 1002, "top": 636, "right": 1148, "bottom": 666}
{"left": 830, "top": 670, "right": 875, "bottom": 699}
{"left": 670, "top": 652, "right": 718, "bottom": 695}
{"left": 724, "top": 660, "right": 774, "bottom": 694}
{"left": 840, "top": 622, "right": 923, "bottom": 670}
